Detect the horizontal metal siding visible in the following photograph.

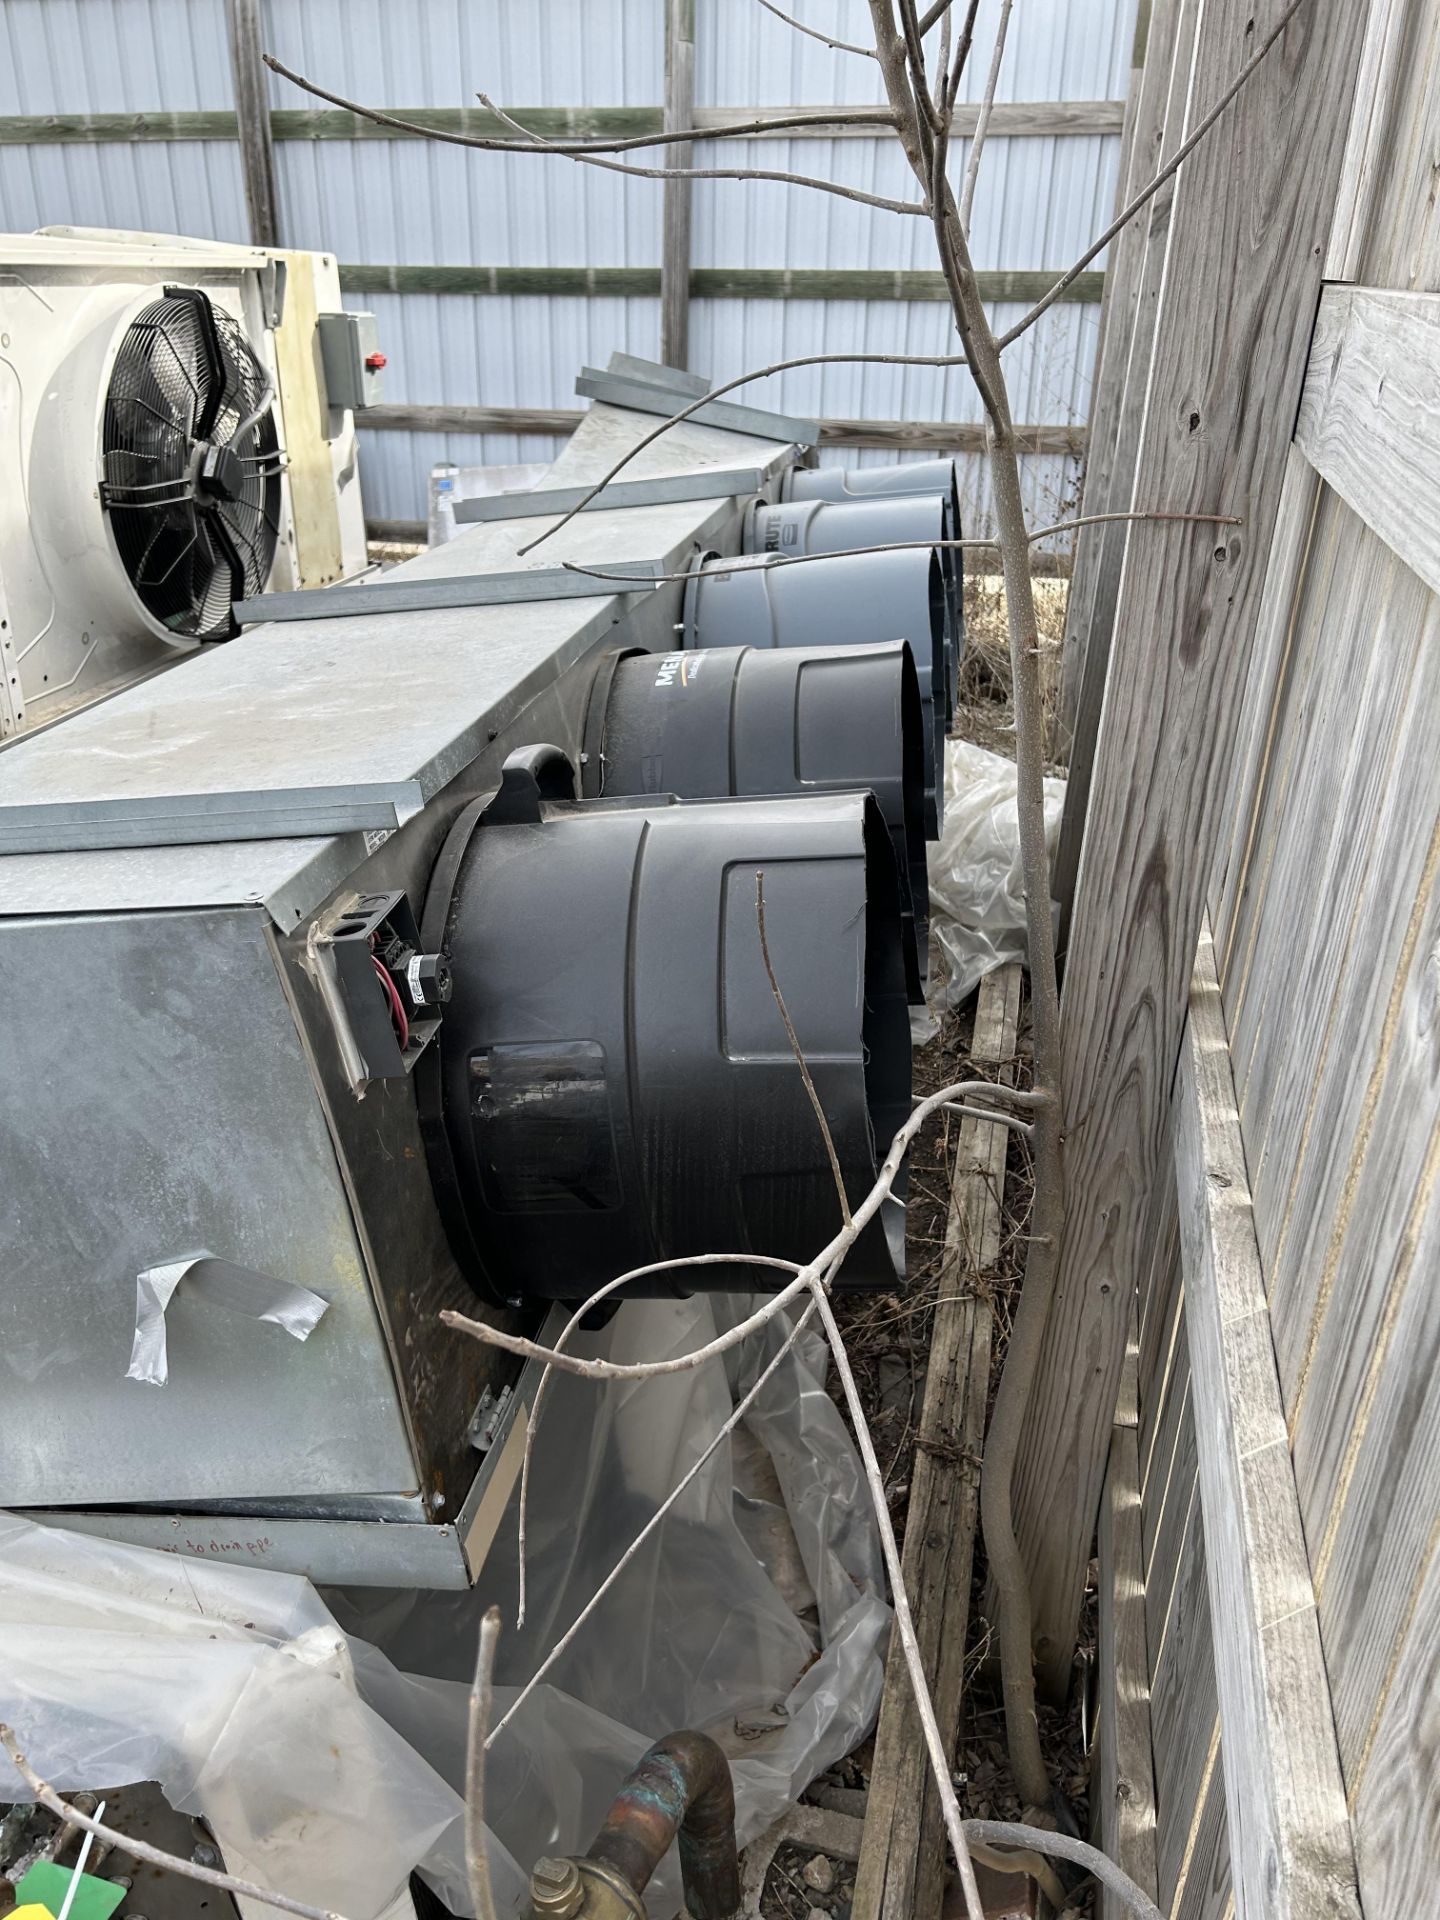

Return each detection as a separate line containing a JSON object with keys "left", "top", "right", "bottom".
{"left": 695, "top": 0, "right": 1137, "bottom": 106}
{"left": 354, "top": 288, "right": 661, "bottom": 521}
{"left": 0, "top": 0, "right": 1133, "bottom": 528}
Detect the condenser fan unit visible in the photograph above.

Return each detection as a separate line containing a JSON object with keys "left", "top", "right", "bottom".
{"left": 101, "top": 286, "right": 281, "bottom": 640}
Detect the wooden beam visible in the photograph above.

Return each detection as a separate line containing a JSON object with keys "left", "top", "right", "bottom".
{"left": 853, "top": 966, "right": 1021, "bottom": 1920}
{"left": 1054, "top": 0, "right": 1193, "bottom": 922}
{"left": 1010, "top": 0, "right": 1369, "bottom": 1702}
{"left": 355, "top": 403, "right": 1085, "bottom": 456}
{"left": 1174, "top": 920, "right": 1360, "bottom": 1920}
{"left": 661, "top": 0, "right": 695, "bottom": 369}
{"left": 1295, "top": 284, "right": 1440, "bottom": 596}
{"left": 1053, "top": 0, "right": 1184, "bottom": 761}
{"left": 1094, "top": 1424, "right": 1159, "bottom": 1920}
{"left": 0, "top": 100, "right": 1126, "bottom": 147}
{"left": 337, "top": 263, "right": 1104, "bottom": 304}
{"left": 224, "top": 0, "right": 280, "bottom": 247}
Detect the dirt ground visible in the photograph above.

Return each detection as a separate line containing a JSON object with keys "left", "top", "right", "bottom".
{"left": 758, "top": 573, "right": 1096, "bottom": 1919}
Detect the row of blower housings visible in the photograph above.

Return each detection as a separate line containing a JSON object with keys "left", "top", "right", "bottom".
{"left": 416, "top": 459, "right": 962, "bottom": 1309}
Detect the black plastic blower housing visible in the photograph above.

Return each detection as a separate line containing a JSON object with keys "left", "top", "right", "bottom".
{"left": 421, "top": 747, "right": 912, "bottom": 1305}
{"left": 585, "top": 640, "right": 930, "bottom": 1001}
{"left": 746, "top": 493, "right": 961, "bottom": 719}
{"left": 681, "top": 547, "right": 948, "bottom": 838}
{"left": 783, "top": 458, "right": 965, "bottom": 702}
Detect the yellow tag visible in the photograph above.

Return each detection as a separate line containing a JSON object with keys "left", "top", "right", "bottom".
{"left": 12, "top": 1904, "right": 58, "bottom": 1920}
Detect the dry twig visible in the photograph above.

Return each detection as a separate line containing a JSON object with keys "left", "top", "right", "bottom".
{"left": 755, "top": 0, "right": 876, "bottom": 57}
{"left": 477, "top": 90, "right": 926, "bottom": 214}
{"left": 260, "top": 54, "right": 891, "bottom": 151}
{"left": 441, "top": 1079, "right": 1046, "bottom": 1382}
{"left": 261, "top": 56, "right": 923, "bottom": 215}
{"left": 489, "top": 1290, "right": 821, "bottom": 1748}
{"left": 809, "top": 1284, "right": 988, "bottom": 1920}
{"left": 958, "top": 0, "right": 1011, "bottom": 229}
{"left": 559, "top": 511, "right": 1243, "bottom": 586}
{"left": 0, "top": 1727, "right": 348, "bottom": 1920}
{"left": 465, "top": 1608, "right": 503, "bottom": 1920}
{"left": 512, "top": 1250, "right": 801, "bottom": 1628}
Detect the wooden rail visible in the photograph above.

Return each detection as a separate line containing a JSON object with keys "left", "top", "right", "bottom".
{"left": 354, "top": 405, "right": 1087, "bottom": 457}
{"left": 0, "top": 101, "right": 1126, "bottom": 146}
{"left": 1174, "top": 923, "right": 1360, "bottom": 1920}
{"left": 853, "top": 966, "right": 1020, "bottom": 1920}
{"left": 336, "top": 263, "right": 1105, "bottom": 305}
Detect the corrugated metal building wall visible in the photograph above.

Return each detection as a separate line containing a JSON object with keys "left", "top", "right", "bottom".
{"left": 0, "top": 0, "right": 1138, "bottom": 534}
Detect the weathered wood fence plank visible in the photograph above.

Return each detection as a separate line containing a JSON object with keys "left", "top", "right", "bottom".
{"left": 1094, "top": 1422, "right": 1159, "bottom": 1920}
{"left": 1174, "top": 920, "right": 1361, "bottom": 1920}
{"left": 1010, "top": 0, "right": 1369, "bottom": 1696}
{"left": 1295, "top": 284, "right": 1440, "bottom": 597}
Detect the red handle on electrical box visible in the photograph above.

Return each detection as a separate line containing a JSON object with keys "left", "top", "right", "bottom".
{"left": 365, "top": 352, "right": 388, "bottom": 371}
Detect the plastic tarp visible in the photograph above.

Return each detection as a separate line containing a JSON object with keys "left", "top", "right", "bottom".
{"left": 926, "top": 739, "right": 1066, "bottom": 1008}
{"left": 0, "top": 1296, "right": 888, "bottom": 1920}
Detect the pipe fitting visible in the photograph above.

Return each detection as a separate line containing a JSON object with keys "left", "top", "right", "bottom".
{"left": 528, "top": 1732, "right": 740, "bottom": 1920}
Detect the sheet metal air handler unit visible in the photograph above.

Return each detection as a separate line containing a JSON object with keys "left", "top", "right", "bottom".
{"left": 0, "top": 370, "right": 961, "bottom": 1592}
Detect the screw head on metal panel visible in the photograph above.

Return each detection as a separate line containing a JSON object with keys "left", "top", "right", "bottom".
{"left": 530, "top": 1856, "right": 584, "bottom": 1919}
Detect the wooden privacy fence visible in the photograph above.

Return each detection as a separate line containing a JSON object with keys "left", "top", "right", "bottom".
{"left": 1032, "top": 0, "right": 1440, "bottom": 1914}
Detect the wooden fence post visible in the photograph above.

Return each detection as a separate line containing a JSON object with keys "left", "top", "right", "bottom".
{"left": 661, "top": 0, "right": 696, "bottom": 369}
{"left": 225, "top": 0, "right": 281, "bottom": 248}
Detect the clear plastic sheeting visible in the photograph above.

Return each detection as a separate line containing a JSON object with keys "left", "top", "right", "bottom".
{"left": 927, "top": 739, "right": 1066, "bottom": 1007}
{"left": 0, "top": 1296, "right": 887, "bottom": 1920}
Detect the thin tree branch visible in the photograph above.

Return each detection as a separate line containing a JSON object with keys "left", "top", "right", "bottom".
{"left": 465, "top": 1608, "right": 503, "bottom": 1920}
{"left": 755, "top": 0, "right": 876, "bottom": 57}
{"left": 959, "top": 0, "right": 1012, "bottom": 231}
{"left": 927, "top": 1098, "right": 1033, "bottom": 1134}
{"left": 512, "top": 1252, "right": 802, "bottom": 1630}
{"left": 476, "top": 90, "right": 926, "bottom": 213}
{"left": 962, "top": 1823, "right": 1165, "bottom": 1920}
{"left": 442, "top": 1079, "right": 1048, "bottom": 1383}
{"left": 757, "top": 871, "right": 852, "bottom": 1228}
{"left": 261, "top": 54, "right": 893, "bottom": 152}
{"left": 898, "top": 0, "right": 943, "bottom": 135}
{"left": 558, "top": 512, "right": 1242, "bottom": 585}
{"left": 488, "top": 1291, "right": 821, "bottom": 1749}
{"left": 810, "top": 1284, "right": 988, "bottom": 1920}
{"left": 918, "top": 0, "right": 958, "bottom": 34}
{"left": 513, "top": 348, "right": 968, "bottom": 556}
{"left": 868, "top": 0, "right": 1057, "bottom": 1810}
{"left": 0, "top": 1727, "right": 348, "bottom": 1920}
{"left": 999, "top": 0, "right": 1312, "bottom": 345}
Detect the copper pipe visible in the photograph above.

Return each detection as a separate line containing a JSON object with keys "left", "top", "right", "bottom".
{"left": 585, "top": 1731, "right": 740, "bottom": 1920}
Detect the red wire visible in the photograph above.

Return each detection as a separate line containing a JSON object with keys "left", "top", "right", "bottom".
{"left": 372, "top": 953, "right": 410, "bottom": 1051}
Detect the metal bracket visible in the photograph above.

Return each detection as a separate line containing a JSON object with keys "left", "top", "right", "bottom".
{"left": 452, "top": 466, "right": 766, "bottom": 525}
{"left": 0, "top": 780, "right": 426, "bottom": 856}
{"left": 233, "top": 561, "right": 668, "bottom": 626}
{"left": 605, "top": 350, "right": 712, "bottom": 397}
{"left": 575, "top": 368, "right": 819, "bottom": 445}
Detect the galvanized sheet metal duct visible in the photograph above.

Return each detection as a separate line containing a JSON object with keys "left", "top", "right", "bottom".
{"left": 586, "top": 640, "right": 930, "bottom": 1002}
{"left": 424, "top": 751, "right": 911, "bottom": 1303}
{"left": 681, "top": 547, "right": 947, "bottom": 837}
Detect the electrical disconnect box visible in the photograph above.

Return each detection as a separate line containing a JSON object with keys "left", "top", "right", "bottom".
{"left": 317, "top": 308, "right": 386, "bottom": 412}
